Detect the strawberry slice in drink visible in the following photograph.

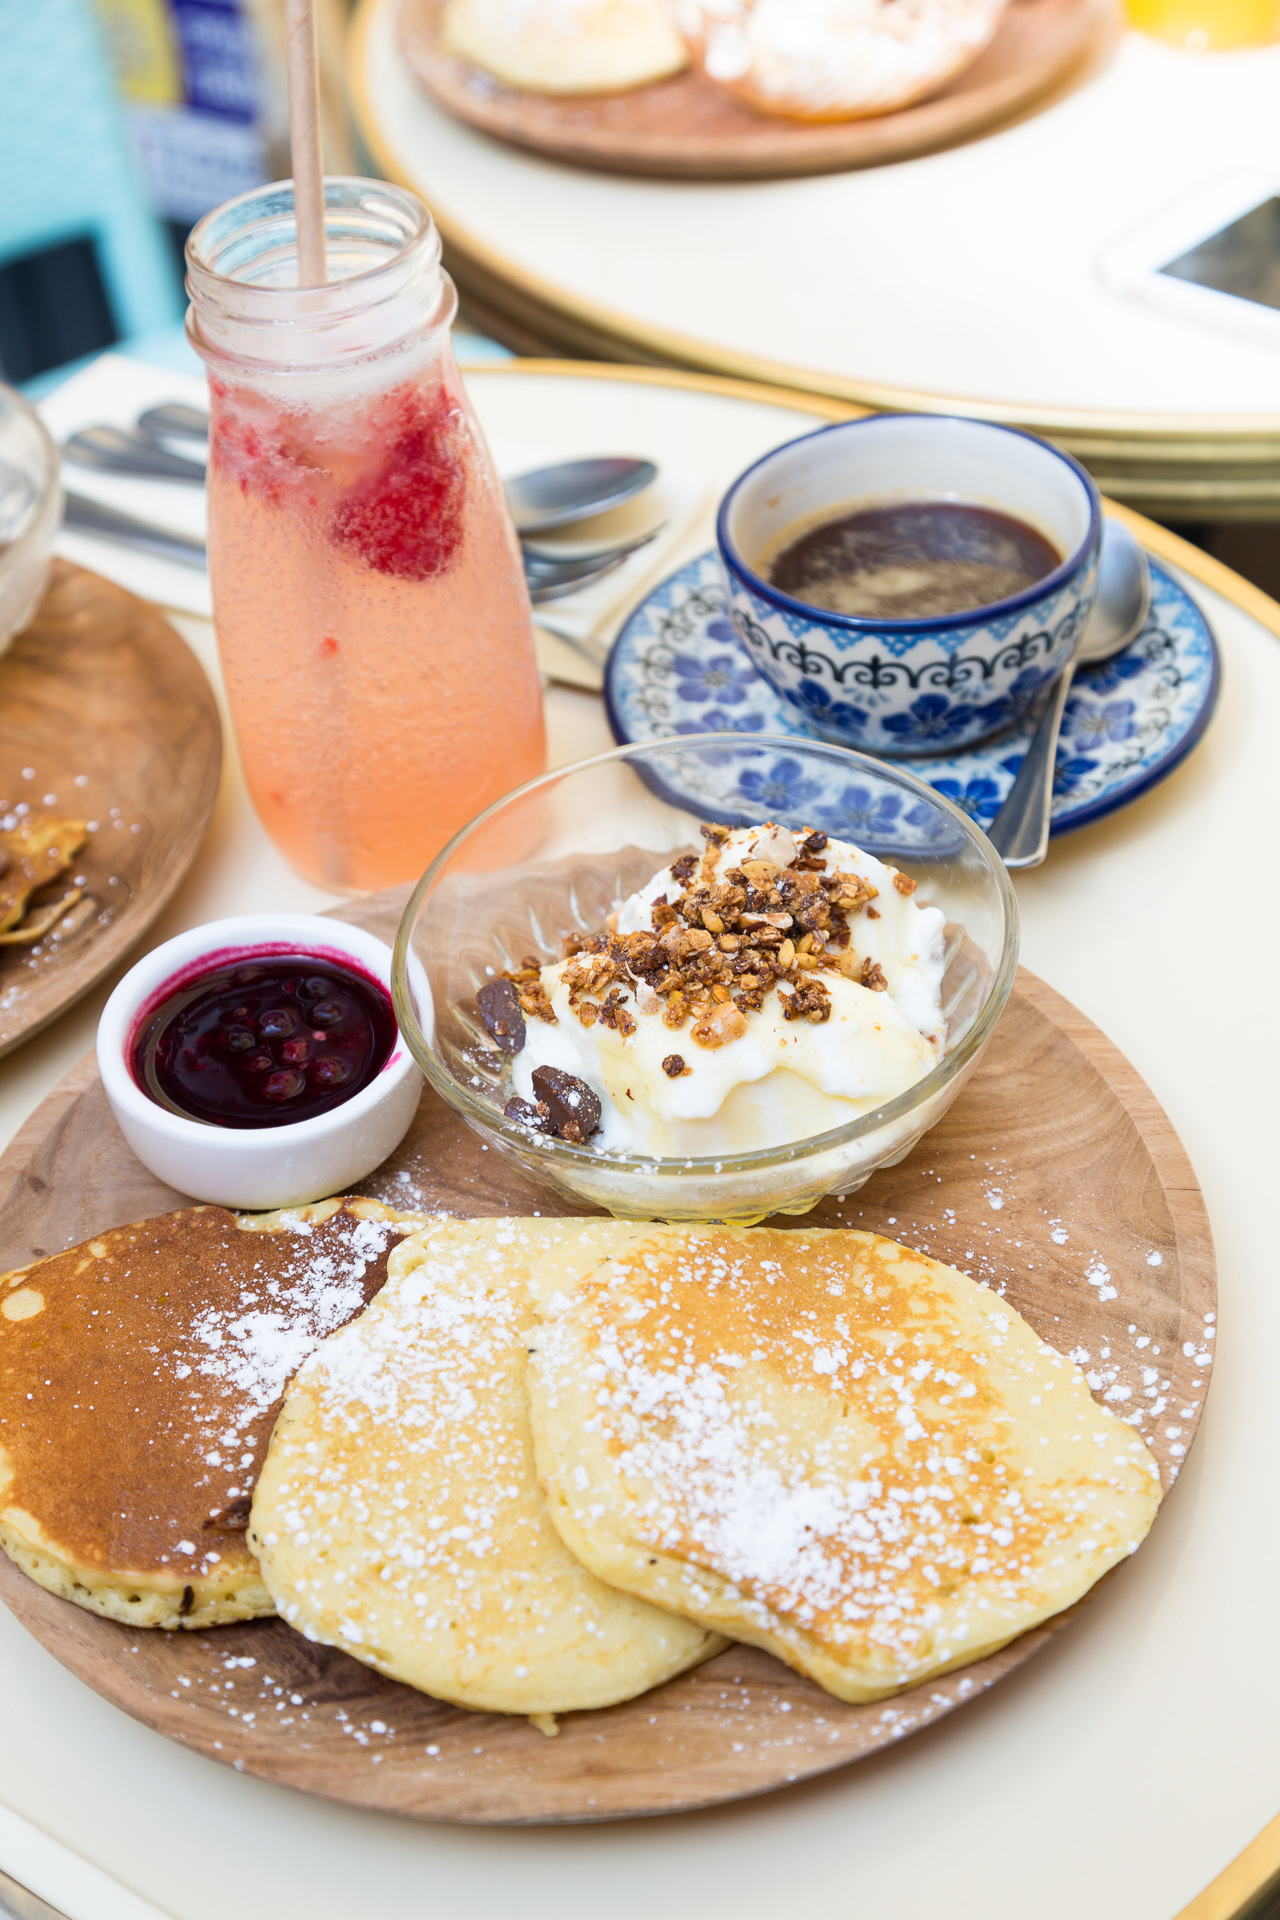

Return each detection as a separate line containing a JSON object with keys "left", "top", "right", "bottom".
{"left": 330, "top": 386, "right": 466, "bottom": 581}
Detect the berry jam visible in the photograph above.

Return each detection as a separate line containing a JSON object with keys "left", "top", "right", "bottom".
{"left": 132, "top": 952, "right": 397, "bottom": 1129}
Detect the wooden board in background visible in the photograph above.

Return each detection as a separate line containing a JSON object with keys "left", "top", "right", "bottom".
{"left": 0, "top": 563, "right": 222, "bottom": 1058}
{"left": 0, "top": 892, "right": 1214, "bottom": 1824}
{"left": 399, "top": 0, "right": 1113, "bottom": 181}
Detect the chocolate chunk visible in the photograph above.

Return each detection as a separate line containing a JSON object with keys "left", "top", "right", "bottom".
{"left": 477, "top": 977, "right": 526, "bottom": 1054}
{"left": 179, "top": 1585, "right": 194, "bottom": 1617}
{"left": 625, "top": 935, "right": 664, "bottom": 976}
{"left": 531, "top": 1066, "right": 603, "bottom": 1144}
{"left": 504, "top": 1095, "right": 554, "bottom": 1134}
{"left": 802, "top": 830, "right": 828, "bottom": 853}
{"left": 662, "top": 1053, "right": 689, "bottom": 1078}
{"left": 202, "top": 1494, "right": 253, "bottom": 1532}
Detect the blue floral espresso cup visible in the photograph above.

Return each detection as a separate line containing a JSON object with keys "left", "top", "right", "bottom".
{"left": 716, "top": 414, "right": 1101, "bottom": 756}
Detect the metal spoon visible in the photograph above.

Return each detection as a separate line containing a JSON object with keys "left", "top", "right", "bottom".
{"left": 63, "top": 424, "right": 207, "bottom": 484}
{"left": 523, "top": 525, "right": 659, "bottom": 578}
{"left": 520, "top": 489, "right": 669, "bottom": 563}
{"left": 137, "top": 402, "right": 209, "bottom": 445}
{"left": 70, "top": 419, "right": 659, "bottom": 541}
{"left": 525, "top": 550, "right": 635, "bottom": 602}
{"left": 528, "top": 565, "right": 629, "bottom": 604}
{"left": 139, "top": 407, "right": 659, "bottom": 526}
{"left": 985, "top": 520, "right": 1152, "bottom": 868}
{"left": 60, "top": 490, "right": 641, "bottom": 599}
{"left": 63, "top": 491, "right": 208, "bottom": 568}
{"left": 504, "top": 457, "right": 658, "bottom": 534}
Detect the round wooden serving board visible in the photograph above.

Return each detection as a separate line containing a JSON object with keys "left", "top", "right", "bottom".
{"left": 398, "top": 0, "right": 1112, "bottom": 181}
{"left": 0, "top": 562, "right": 222, "bottom": 1058}
{"left": 0, "top": 891, "right": 1215, "bottom": 1824}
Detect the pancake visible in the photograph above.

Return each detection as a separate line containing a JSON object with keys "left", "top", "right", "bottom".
{"left": 249, "top": 1216, "right": 721, "bottom": 1718}
{"left": 0, "top": 1197, "right": 424, "bottom": 1630}
{"left": 440, "top": 0, "right": 688, "bottom": 94}
{"left": 526, "top": 1225, "right": 1162, "bottom": 1703}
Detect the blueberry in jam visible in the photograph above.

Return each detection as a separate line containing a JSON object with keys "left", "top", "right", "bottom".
{"left": 133, "top": 953, "right": 397, "bottom": 1128}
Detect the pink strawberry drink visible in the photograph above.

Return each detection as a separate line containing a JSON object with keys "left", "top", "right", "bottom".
{"left": 186, "top": 180, "right": 544, "bottom": 892}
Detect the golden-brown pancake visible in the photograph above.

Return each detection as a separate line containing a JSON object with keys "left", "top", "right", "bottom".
{"left": 250, "top": 1217, "right": 721, "bottom": 1719}
{"left": 0, "top": 1197, "right": 425, "bottom": 1629}
{"left": 526, "top": 1224, "right": 1162, "bottom": 1703}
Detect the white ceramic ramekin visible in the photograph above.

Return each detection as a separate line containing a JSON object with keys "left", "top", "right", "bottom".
{"left": 97, "top": 914, "right": 427, "bottom": 1211}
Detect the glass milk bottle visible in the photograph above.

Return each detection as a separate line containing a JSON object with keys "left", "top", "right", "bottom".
{"left": 186, "top": 179, "right": 545, "bottom": 892}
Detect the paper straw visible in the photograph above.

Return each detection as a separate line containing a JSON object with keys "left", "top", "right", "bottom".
{"left": 284, "top": 0, "right": 327, "bottom": 285}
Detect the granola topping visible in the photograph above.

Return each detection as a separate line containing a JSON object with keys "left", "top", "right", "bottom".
{"left": 498, "top": 822, "right": 947, "bottom": 1158}
{"left": 506, "top": 822, "right": 888, "bottom": 1050}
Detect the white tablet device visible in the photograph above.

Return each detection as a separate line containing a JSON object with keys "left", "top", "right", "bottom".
{"left": 1098, "top": 173, "right": 1280, "bottom": 349}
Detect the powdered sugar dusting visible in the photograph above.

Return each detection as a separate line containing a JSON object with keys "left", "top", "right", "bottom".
{"left": 184, "top": 1215, "right": 402, "bottom": 1426}
{"left": 535, "top": 1230, "right": 1161, "bottom": 1691}
{"left": 251, "top": 1221, "right": 712, "bottom": 1715}
{"left": 827, "top": 1148, "right": 1204, "bottom": 1482}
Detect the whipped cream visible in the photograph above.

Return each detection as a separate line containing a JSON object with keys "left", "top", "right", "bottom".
{"left": 506, "top": 822, "right": 946, "bottom": 1158}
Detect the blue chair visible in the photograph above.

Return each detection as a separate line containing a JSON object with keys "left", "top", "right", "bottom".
{"left": 0, "top": 0, "right": 183, "bottom": 383}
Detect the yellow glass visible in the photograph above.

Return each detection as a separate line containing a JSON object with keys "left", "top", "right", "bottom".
{"left": 1127, "top": 0, "right": 1280, "bottom": 48}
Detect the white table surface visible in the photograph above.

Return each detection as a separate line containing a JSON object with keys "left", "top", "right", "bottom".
{"left": 2, "top": 363, "right": 1279, "bottom": 1920}
{"left": 353, "top": 0, "right": 1280, "bottom": 429}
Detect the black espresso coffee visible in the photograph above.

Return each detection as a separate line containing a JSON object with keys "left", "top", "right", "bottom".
{"left": 766, "top": 500, "right": 1061, "bottom": 620}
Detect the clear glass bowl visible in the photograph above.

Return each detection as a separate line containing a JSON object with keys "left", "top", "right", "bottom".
{"left": 0, "top": 383, "right": 60, "bottom": 656}
{"left": 392, "top": 735, "right": 1019, "bottom": 1224}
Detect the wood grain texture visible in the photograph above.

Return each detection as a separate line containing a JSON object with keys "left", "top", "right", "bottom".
{"left": 0, "top": 563, "right": 222, "bottom": 1058}
{"left": 0, "top": 889, "right": 1215, "bottom": 1824}
{"left": 398, "top": 0, "right": 1112, "bottom": 181}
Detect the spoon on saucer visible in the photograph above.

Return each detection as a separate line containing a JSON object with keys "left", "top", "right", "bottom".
{"left": 985, "top": 520, "right": 1152, "bottom": 869}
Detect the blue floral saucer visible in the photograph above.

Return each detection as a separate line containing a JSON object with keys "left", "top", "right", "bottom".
{"left": 605, "top": 551, "right": 1220, "bottom": 837}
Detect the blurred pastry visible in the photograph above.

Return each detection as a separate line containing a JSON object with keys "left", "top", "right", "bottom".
{"left": 441, "top": 0, "right": 688, "bottom": 93}
{"left": 0, "top": 814, "right": 86, "bottom": 945}
{"left": 250, "top": 1217, "right": 721, "bottom": 1718}
{"left": 526, "top": 1223, "right": 1162, "bottom": 1703}
{"left": 0, "top": 1198, "right": 424, "bottom": 1630}
{"left": 670, "top": 0, "right": 1009, "bottom": 120}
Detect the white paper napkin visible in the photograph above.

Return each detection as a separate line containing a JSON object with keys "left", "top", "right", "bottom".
{"left": 37, "top": 356, "right": 707, "bottom": 686}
